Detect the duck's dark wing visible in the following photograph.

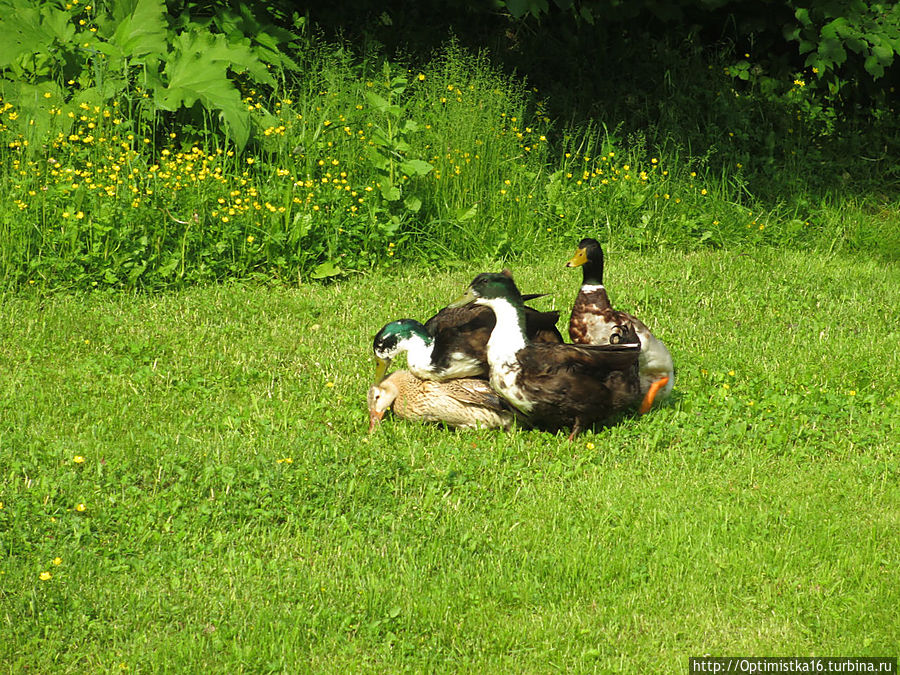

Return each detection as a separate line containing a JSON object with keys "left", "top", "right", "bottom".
{"left": 525, "top": 308, "right": 563, "bottom": 343}
{"left": 424, "top": 305, "right": 495, "bottom": 370}
{"left": 517, "top": 342, "right": 640, "bottom": 378}
{"left": 511, "top": 342, "right": 641, "bottom": 431}
{"left": 423, "top": 294, "right": 562, "bottom": 369}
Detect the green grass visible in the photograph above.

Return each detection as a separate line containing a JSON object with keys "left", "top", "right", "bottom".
{"left": 1, "top": 247, "right": 898, "bottom": 671}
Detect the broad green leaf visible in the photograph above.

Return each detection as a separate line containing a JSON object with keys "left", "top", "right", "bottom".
{"left": 817, "top": 38, "right": 847, "bottom": 67}
{"left": 506, "top": 0, "right": 531, "bottom": 19}
{"left": 0, "top": 5, "right": 54, "bottom": 68}
{"left": 821, "top": 17, "right": 849, "bottom": 40}
{"left": 211, "top": 4, "right": 298, "bottom": 70}
{"left": 872, "top": 43, "right": 895, "bottom": 62}
{"left": 157, "top": 30, "right": 262, "bottom": 147}
{"left": 864, "top": 54, "right": 885, "bottom": 78}
{"left": 365, "top": 146, "right": 389, "bottom": 172}
{"left": 292, "top": 213, "right": 312, "bottom": 239}
{"left": 846, "top": 37, "right": 867, "bottom": 54}
{"left": 456, "top": 204, "right": 478, "bottom": 222}
{"left": 110, "top": 0, "right": 168, "bottom": 59}
{"left": 365, "top": 91, "right": 401, "bottom": 116}
{"left": 381, "top": 183, "right": 401, "bottom": 201}
{"left": 370, "top": 129, "right": 392, "bottom": 148}
{"left": 365, "top": 91, "right": 389, "bottom": 113}
{"left": 404, "top": 195, "right": 422, "bottom": 213}
{"left": 310, "top": 260, "right": 343, "bottom": 279}
{"left": 399, "top": 159, "right": 433, "bottom": 176}
{"left": 41, "top": 6, "right": 75, "bottom": 43}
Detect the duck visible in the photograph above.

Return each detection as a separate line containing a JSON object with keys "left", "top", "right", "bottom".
{"left": 367, "top": 369, "right": 520, "bottom": 432}
{"left": 447, "top": 272, "right": 643, "bottom": 439}
{"left": 372, "top": 281, "right": 563, "bottom": 383}
{"left": 565, "top": 238, "right": 674, "bottom": 412}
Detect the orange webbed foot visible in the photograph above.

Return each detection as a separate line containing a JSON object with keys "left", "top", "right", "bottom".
{"left": 639, "top": 376, "right": 670, "bottom": 414}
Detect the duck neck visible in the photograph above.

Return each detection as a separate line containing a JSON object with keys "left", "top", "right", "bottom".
{"left": 402, "top": 333, "right": 435, "bottom": 373}
{"left": 581, "top": 256, "right": 605, "bottom": 289}
{"left": 482, "top": 297, "right": 528, "bottom": 366}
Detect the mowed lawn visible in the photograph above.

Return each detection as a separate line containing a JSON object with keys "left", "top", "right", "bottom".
{"left": 1, "top": 247, "right": 898, "bottom": 672}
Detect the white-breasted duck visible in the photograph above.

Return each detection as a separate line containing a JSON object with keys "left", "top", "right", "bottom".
{"left": 372, "top": 287, "right": 562, "bottom": 383}
{"left": 448, "top": 272, "right": 643, "bottom": 439}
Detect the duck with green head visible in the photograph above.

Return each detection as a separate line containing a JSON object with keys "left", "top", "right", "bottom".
{"left": 566, "top": 237, "right": 674, "bottom": 411}
{"left": 448, "top": 272, "right": 643, "bottom": 439}
{"left": 372, "top": 289, "right": 562, "bottom": 383}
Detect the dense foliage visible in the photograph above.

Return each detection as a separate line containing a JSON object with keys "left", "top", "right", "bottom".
{"left": 498, "top": 0, "right": 900, "bottom": 82}
{"left": 0, "top": 0, "right": 897, "bottom": 290}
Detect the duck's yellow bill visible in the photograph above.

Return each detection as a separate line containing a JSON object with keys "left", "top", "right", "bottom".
{"left": 374, "top": 356, "right": 390, "bottom": 384}
{"left": 565, "top": 247, "right": 588, "bottom": 268}
{"left": 446, "top": 287, "right": 478, "bottom": 308}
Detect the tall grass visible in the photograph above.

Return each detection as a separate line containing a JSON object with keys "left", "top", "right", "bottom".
{"left": 0, "top": 35, "right": 897, "bottom": 291}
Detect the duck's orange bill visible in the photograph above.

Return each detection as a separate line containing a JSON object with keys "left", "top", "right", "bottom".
{"left": 639, "top": 377, "right": 670, "bottom": 414}
{"left": 368, "top": 409, "right": 385, "bottom": 433}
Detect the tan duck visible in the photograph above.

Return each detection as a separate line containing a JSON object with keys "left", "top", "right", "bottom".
{"left": 448, "top": 272, "right": 643, "bottom": 440}
{"left": 367, "top": 369, "right": 519, "bottom": 432}
{"left": 566, "top": 238, "right": 674, "bottom": 412}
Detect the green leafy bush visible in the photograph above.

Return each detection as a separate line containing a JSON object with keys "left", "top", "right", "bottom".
{"left": 0, "top": 0, "right": 297, "bottom": 148}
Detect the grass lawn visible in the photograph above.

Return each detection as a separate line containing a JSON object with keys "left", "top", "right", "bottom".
{"left": 1, "top": 247, "right": 898, "bottom": 672}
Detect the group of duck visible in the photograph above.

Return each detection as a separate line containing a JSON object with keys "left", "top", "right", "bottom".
{"left": 366, "top": 238, "right": 675, "bottom": 440}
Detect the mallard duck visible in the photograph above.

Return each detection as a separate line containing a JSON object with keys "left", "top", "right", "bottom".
{"left": 372, "top": 287, "right": 563, "bottom": 383}
{"left": 448, "top": 272, "right": 642, "bottom": 439}
{"left": 367, "top": 369, "right": 519, "bottom": 432}
{"left": 566, "top": 238, "right": 674, "bottom": 412}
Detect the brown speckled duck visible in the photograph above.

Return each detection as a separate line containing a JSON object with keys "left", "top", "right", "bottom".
{"left": 367, "top": 369, "right": 520, "bottom": 432}
{"left": 566, "top": 238, "right": 674, "bottom": 411}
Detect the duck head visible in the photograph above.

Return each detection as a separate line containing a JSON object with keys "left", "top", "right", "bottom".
{"left": 565, "top": 238, "right": 605, "bottom": 286}
{"left": 366, "top": 377, "right": 399, "bottom": 432}
{"left": 447, "top": 272, "right": 524, "bottom": 309}
{"left": 371, "top": 319, "right": 432, "bottom": 383}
